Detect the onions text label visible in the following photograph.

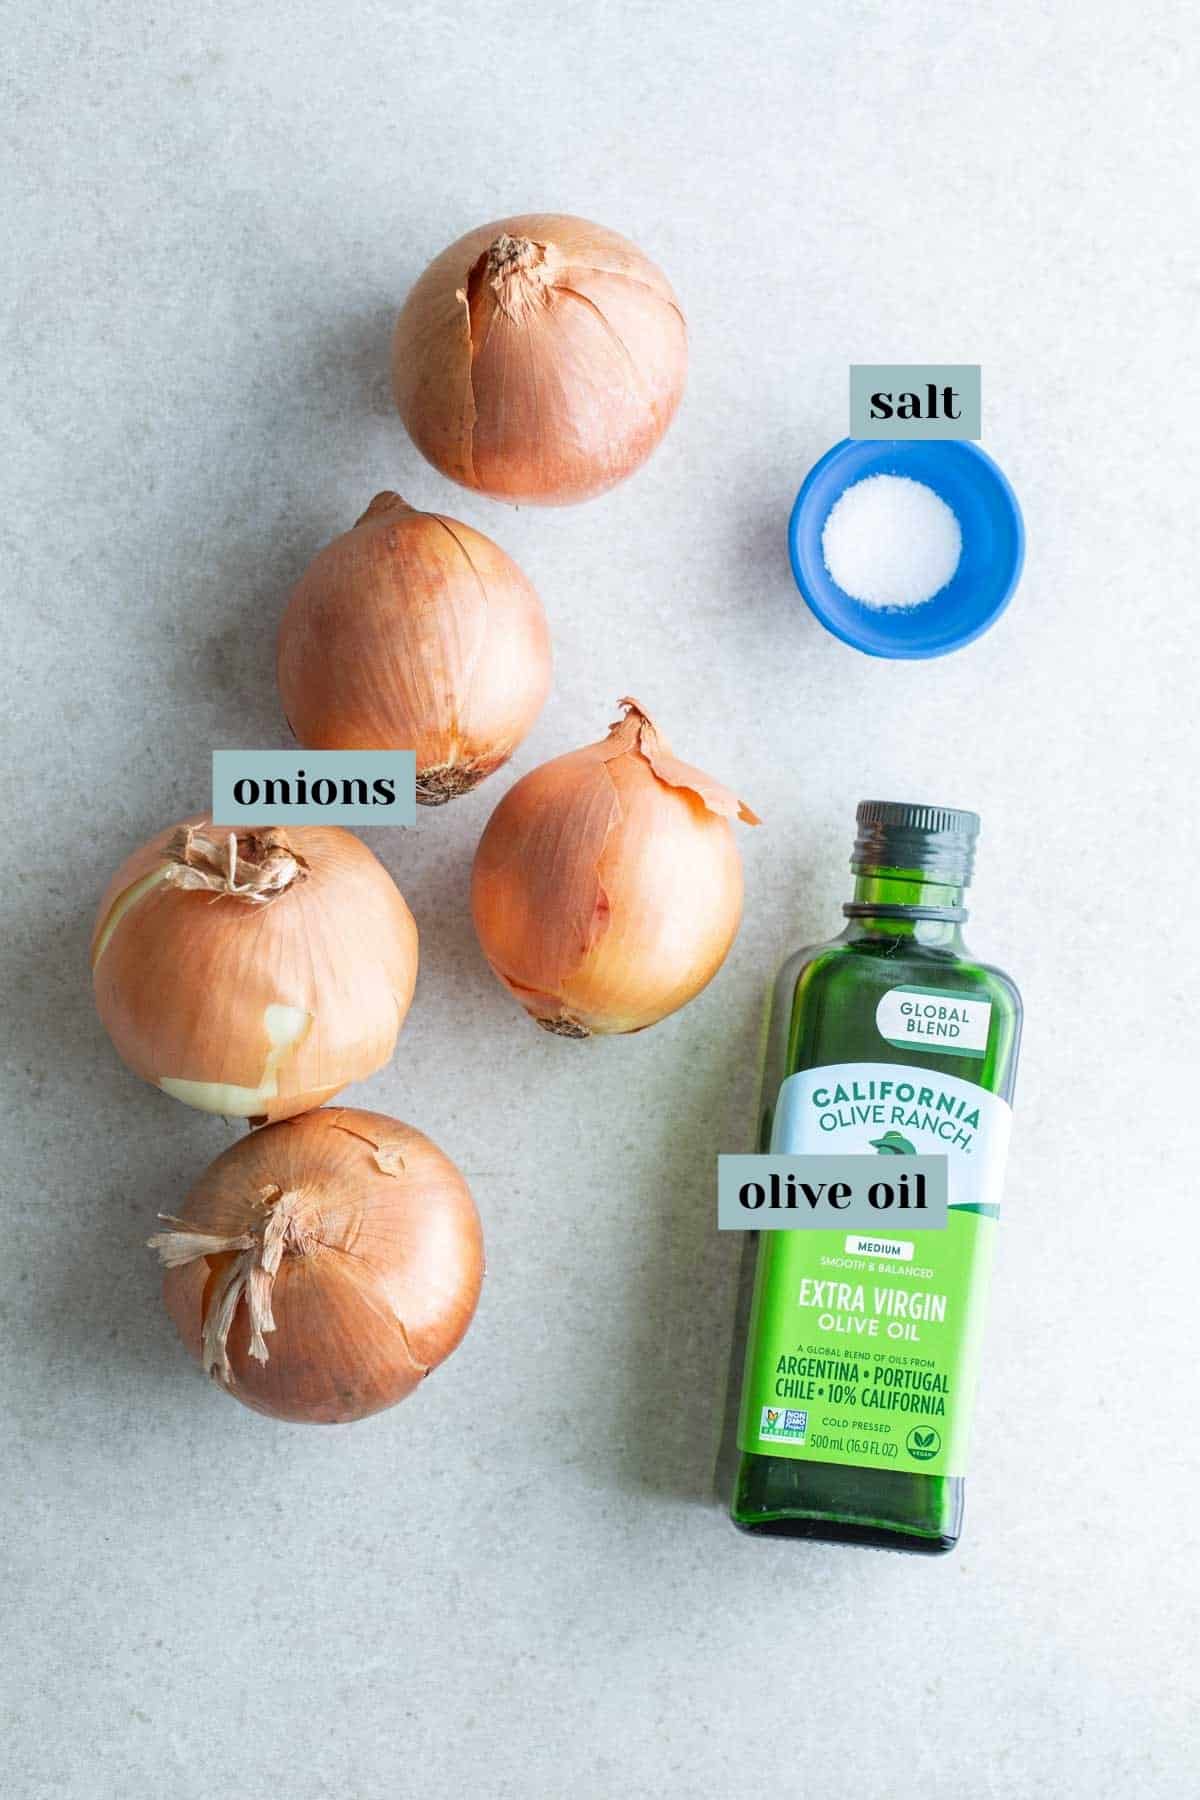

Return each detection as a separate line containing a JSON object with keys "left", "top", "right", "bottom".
{"left": 212, "top": 751, "right": 417, "bottom": 826}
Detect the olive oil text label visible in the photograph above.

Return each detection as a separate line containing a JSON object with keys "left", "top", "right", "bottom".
{"left": 717, "top": 1153, "right": 948, "bottom": 1231}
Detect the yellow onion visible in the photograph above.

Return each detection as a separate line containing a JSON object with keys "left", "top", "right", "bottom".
{"left": 471, "top": 699, "right": 758, "bottom": 1036}
{"left": 149, "top": 1107, "right": 483, "bottom": 1424}
{"left": 392, "top": 213, "right": 688, "bottom": 506}
{"left": 91, "top": 820, "right": 418, "bottom": 1121}
{"left": 277, "top": 491, "right": 551, "bottom": 805}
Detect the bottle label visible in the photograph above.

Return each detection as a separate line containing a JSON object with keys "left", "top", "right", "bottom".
{"left": 874, "top": 984, "right": 992, "bottom": 1058}
{"left": 736, "top": 1062, "right": 1011, "bottom": 1478}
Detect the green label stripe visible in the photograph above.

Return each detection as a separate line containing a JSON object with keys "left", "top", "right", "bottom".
{"left": 737, "top": 1063, "right": 1011, "bottom": 1480}
{"left": 735, "top": 1211, "right": 996, "bottom": 1477}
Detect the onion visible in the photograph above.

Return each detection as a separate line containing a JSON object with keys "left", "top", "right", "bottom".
{"left": 392, "top": 213, "right": 688, "bottom": 506}
{"left": 277, "top": 491, "right": 551, "bottom": 805}
{"left": 471, "top": 699, "right": 758, "bottom": 1037}
{"left": 91, "top": 820, "right": 418, "bottom": 1121}
{"left": 149, "top": 1107, "right": 483, "bottom": 1424}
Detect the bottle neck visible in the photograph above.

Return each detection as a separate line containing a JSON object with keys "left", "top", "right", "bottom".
{"left": 843, "top": 866, "right": 967, "bottom": 948}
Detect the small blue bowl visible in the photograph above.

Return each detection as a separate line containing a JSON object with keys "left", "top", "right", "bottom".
{"left": 787, "top": 439, "right": 1024, "bottom": 659}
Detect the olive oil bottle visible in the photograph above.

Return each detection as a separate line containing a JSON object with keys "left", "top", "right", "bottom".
{"left": 730, "top": 801, "right": 1021, "bottom": 1552}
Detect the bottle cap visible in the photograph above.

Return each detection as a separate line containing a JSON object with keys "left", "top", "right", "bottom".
{"left": 852, "top": 800, "right": 979, "bottom": 885}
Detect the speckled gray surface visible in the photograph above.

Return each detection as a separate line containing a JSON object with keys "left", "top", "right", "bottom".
{"left": 3, "top": 4, "right": 1198, "bottom": 1796}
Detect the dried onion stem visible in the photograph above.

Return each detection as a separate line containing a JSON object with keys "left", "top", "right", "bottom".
{"left": 163, "top": 825, "right": 306, "bottom": 902}
{"left": 149, "top": 1185, "right": 311, "bottom": 1381}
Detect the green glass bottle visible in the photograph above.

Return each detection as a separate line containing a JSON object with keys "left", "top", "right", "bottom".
{"left": 730, "top": 801, "right": 1022, "bottom": 1552}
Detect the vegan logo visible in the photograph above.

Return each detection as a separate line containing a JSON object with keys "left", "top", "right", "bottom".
{"left": 905, "top": 1425, "right": 941, "bottom": 1461}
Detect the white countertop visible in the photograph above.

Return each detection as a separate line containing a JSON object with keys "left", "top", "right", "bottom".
{"left": 3, "top": 3, "right": 1196, "bottom": 1795}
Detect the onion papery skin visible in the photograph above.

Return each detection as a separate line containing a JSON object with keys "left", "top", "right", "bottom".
{"left": 471, "top": 699, "right": 758, "bottom": 1036}
{"left": 392, "top": 214, "right": 688, "bottom": 506}
{"left": 91, "top": 820, "right": 418, "bottom": 1122}
{"left": 277, "top": 492, "right": 551, "bottom": 805}
{"left": 156, "top": 1108, "right": 483, "bottom": 1424}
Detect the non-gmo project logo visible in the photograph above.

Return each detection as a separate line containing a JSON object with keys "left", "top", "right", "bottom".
{"left": 759, "top": 1406, "right": 808, "bottom": 1444}
{"left": 906, "top": 1425, "right": 942, "bottom": 1461}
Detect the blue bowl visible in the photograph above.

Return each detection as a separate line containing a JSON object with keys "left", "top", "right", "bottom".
{"left": 787, "top": 439, "right": 1024, "bottom": 659}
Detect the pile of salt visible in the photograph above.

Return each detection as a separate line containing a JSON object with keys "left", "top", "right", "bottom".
{"left": 821, "top": 474, "right": 962, "bottom": 609}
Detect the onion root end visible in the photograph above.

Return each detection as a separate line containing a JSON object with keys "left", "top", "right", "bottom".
{"left": 533, "top": 1012, "right": 591, "bottom": 1040}
{"left": 416, "top": 761, "right": 499, "bottom": 806}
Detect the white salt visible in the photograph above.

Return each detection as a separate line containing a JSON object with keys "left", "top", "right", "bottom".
{"left": 821, "top": 474, "right": 962, "bottom": 609}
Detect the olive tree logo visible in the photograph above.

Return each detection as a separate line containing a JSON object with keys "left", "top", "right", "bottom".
{"left": 906, "top": 1425, "right": 941, "bottom": 1461}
